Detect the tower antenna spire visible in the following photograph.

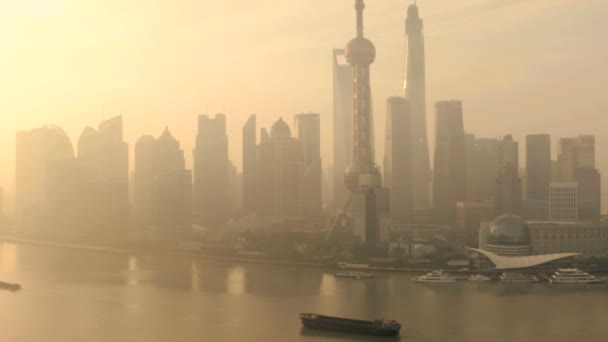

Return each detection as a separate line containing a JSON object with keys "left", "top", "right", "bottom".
{"left": 355, "top": 0, "right": 365, "bottom": 38}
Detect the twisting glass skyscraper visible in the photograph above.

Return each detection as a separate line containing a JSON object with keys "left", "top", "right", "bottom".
{"left": 403, "top": 3, "right": 431, "bottom": 209}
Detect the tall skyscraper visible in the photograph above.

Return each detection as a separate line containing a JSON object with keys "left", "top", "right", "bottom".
{"left": 193, "top": 114, "right": 230, "bottom": 225}
{"left": 77, "top": 116, "right": 129, "bottom": 231}
{"left": 403, "top": 3, "right": 431, "bottom": 209}
{"left": 555, "top": 136, "right": 595, "bottom": 181}
{"left": 433, "top": 101, "right": 466, "bottom": 222}
{"left": 242, "top": 114, "right": 257, "bottom": 214}
{"left": 383, "top": 97, "right": 413, "bottom": 224}
{"left": 575, "top": 167, "right": 601, "bottom": 221}
{"left": 295, "top": 113, "right": 322, "bottom": 215}
{"left": 554, "top": 135, "right": 601, "bottom": 221}
{"left": 134, "top": 128, "right": 191, "bottom": 229}
{"left": 15, "top": 125, "right": 74, "bottom": 222}
{"left": 344, "top": 0, "right": 381, "bottom": 249}
{"left": 257, "top": 118, "right": 305, "bottom": 217}
{"left": 332, "top": 49, "right": 354, "bottom": 209}
{"left": 526, "top": 134, "right": 551, "bottom": 201}
{"left": 495, "top": 135, "right": 522, "bottom": 215}
{"left": 465, "top": 137, "right": 501, "bottom": 202}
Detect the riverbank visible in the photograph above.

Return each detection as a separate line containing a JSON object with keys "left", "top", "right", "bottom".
{"left": 0, "top": 234, "right": 330, "bottom": 269}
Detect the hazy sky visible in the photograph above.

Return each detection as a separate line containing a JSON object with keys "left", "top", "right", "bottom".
{"left": 1, "top": 0, "right": 607, "bottom": 204}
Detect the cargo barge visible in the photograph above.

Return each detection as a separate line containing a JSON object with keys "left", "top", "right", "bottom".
{"left": 300, "top": 313, "right": 400, "bottom": 336}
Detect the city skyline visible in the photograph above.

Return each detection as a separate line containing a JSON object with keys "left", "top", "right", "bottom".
{"left": 1, "top": 0, "right": 607, "bottom": 206}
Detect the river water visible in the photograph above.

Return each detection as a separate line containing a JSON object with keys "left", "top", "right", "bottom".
{"left": 1, "top": 242, "right": 607, "bottom": 342}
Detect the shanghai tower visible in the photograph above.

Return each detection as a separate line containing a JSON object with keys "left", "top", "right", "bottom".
{"left": 344, "top": 0, "right": 381, "bottom": 248}
{"left": 404, "top": 3, "right": 431, "bottom": 208}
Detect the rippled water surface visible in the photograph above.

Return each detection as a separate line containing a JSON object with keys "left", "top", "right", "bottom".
{"left": 1, "top": 242, "right": 607, "bottom": 342}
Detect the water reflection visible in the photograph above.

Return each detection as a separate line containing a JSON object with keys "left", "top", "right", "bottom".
{"left": 3, "top": 243, "right": 608, "bottom": 342}
{"left": 319, "top": 273, "right": 336, "bottom": 296}
{"left": 300, "top": 327, "right": 403, "bottom": 342}
{"left": 0, "top": 242, "right": 18, "bottom": 275}
{"left": 227, "top": 266, "right": 245, "bottom": 295}
{"left": 127, "top": 256, "right": 138, "bottom": 286}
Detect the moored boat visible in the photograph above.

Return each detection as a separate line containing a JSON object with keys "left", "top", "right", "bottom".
{"left": 415, "top": 270, "right": 456, "bottom": 284}
{"left": 0, "top": 281, "right": 21, "bottom": 291}
{"left": 500, "top": 272, "right": 539, "bottom": 283}
{"left": 469, "top": 274, "right": 491, "bottom": 282}
{"left": 549, "top": 268, "right": 607, "bottom": 284}
{"left": 300, "top": 313, "right": 401, "bottom": 336}
{"left": 335, "top": 271, "right": 374, "bottom": 280}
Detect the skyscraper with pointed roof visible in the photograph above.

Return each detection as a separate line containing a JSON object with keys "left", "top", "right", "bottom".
{"left": 404, "top": 3, "right": 431, "bottom": 209}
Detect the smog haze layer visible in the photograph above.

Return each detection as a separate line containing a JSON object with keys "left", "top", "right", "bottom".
{"left": 1, "top": 0, "right": 607, "bottom": 204}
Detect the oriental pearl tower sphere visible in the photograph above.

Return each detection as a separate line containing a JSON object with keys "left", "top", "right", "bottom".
{"left": 344, "top": 0, "right": 382, "bottom": 194}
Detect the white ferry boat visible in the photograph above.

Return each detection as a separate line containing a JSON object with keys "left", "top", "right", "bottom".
{"left": 415, "top": 270, "right": 456, "bottom": 284}
{"left": 469, "top": 274, "right": 491, "bottom": 282}
{"left": 549, "top": 268, "right": 607, "bottom": 284}
{"left": 335, "top": 271, "right": 374, "bottom": 280}
{"left": 500, "top": 272, "right": 540, "bottom": 283}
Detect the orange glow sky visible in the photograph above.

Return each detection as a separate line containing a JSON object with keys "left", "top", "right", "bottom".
{"left": 1, "top": 0, "right": 607, "bottom": 208}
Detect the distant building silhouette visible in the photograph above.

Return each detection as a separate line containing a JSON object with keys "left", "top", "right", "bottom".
{"left": 403, "top": 3, "right": 431, "bottom": 209}
{"left": 15, "top": 125, "right": 74, "bottom": 224}
{"left": 295, "top": 113, "right": 323, "bottom": 215}
{"left": 257, "top": 118, "right": 306, "bottom": 217}
{"left": 228, "top": 161, "right": 242, "bottom": 213}
{"left": 433, "top": 101, "right": 466, "bottom": 222}
{"left": 526, "top": 134, "right": 551, "bottom": 201}
{"left": 332, "top": 49, "right": 353, "bottom": 209}
{"left": 77, "top": 116, "right": 129, "bottom": 232}
{"left": 383, "top": 97, "right": 413, "bottom": 224}
{"left": 242, "top": 114, "right": 257, "bottom": 214}
{"left": 465, "top": 136, "right": 500, "bottom": 202}
{"left": 555, "top": 136, "right": 595, "bottom": 181}
{"left": 495, "top": 134, "right": 522, "bottom": 216}
{"left": 554, "top": 135, "right": 601, "bottom": 221}
{"left": 134, "top": 127, "right": 191, "bottom": 229}
{"left": 193, "top": 114, "right": 231, "bottom": 226}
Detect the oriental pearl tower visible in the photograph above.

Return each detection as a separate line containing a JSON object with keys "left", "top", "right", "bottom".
{"left": 344, "top": 0, "right": 381, "bottom": 249}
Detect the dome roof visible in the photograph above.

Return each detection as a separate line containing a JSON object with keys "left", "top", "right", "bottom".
{"left": 77, "top": 126, "right": 98, "bottom": 156}
{"left": 345, "top": 37, "right": 376, "bottom": 65}
{"left": 270, "top": 117, "right": 291, "bottom": 139}
{"left": 487, "top": 214, "right": 530, "bottom": 246}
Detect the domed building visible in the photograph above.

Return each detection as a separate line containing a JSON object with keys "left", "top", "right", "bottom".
{"left": 479, "top": 214, "right": 532, "bottom": 256}
{"left": 257, "top": 118, "right": 305, "bottom": 218}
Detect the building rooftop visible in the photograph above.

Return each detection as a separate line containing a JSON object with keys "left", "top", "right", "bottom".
{"left": 468, "top": 248, "right": 579, "bottom": 270}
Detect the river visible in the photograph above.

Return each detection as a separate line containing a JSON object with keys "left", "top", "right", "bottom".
{"left": 1, "top": 242, "right": 607, "bottom": 342}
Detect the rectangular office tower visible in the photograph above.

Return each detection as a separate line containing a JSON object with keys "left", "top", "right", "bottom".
{"left": 433, "top": 101, "right": 466, "bottom": 222}
{"left": 549, "top": 182, "right": 578, "bottom": 221}
{"left": 383, "top": 97, "right": 413, "bottom": 224}
{"left": 242, "top": 114, "right": 257, "bottom": 214}
{"left": 193, "top": 114, "right": 231, "bottom": 225}
{"left": 296, "top": 113, "right": 323, "bottom": 215}
{"left": 526, "top": 134, "right": 551, "bottom": 200}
